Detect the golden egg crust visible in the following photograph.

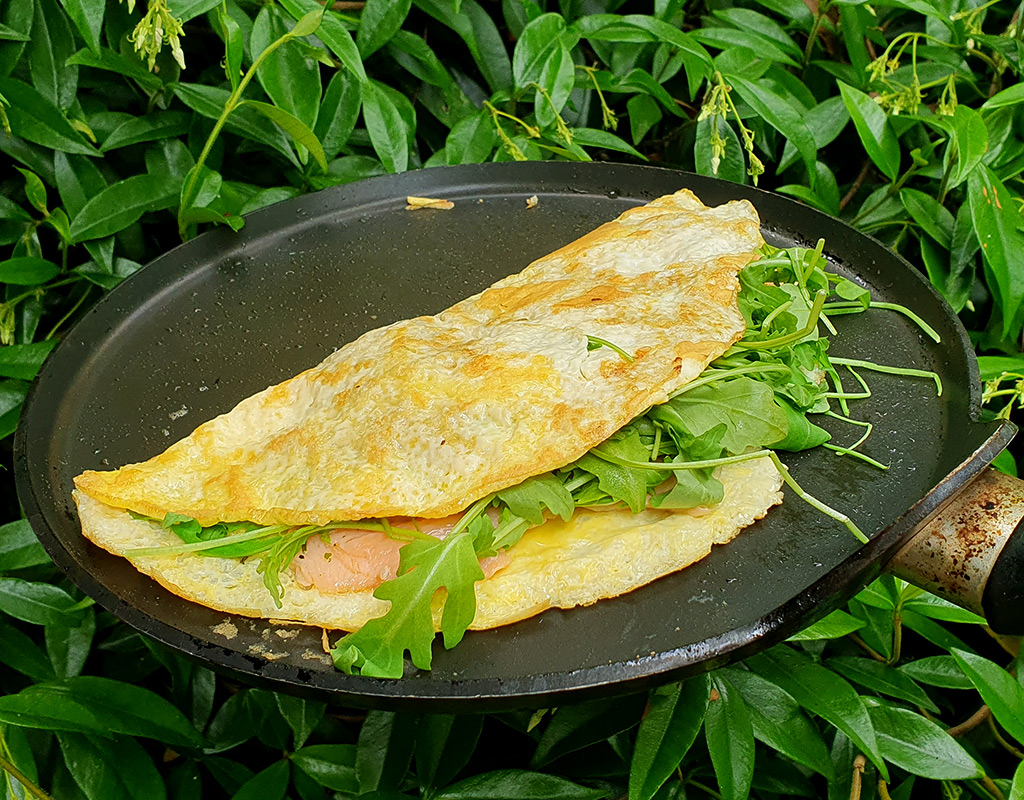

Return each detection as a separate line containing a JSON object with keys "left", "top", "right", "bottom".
{"left": 73, "top": 190, "right": 763, "bottom": 527}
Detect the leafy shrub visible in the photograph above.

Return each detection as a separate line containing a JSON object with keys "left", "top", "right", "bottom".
{"left": 2, "top": 0, "right": 1024, "bottom": 797}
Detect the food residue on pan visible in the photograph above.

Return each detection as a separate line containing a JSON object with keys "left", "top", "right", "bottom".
{"left": 526, "top": 194, "right": 539, "bottom": 209}
{"left": 406, "top": 196, "right": 455, "bottom": 210}
{"left": 212, "top": 620, "right": 238, "bottom": 639}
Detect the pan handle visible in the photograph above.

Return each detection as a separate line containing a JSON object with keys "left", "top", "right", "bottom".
{"left": 886, "top": 467, "right": 1024, "bottom": 635}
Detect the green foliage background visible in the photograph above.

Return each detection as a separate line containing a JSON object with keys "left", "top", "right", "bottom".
{"left": 2, "top": 0, "right": 1024, "bottom": 796}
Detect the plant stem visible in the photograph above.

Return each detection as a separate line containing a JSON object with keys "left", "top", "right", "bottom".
{"left": 849, "top": 754, "right": 867, "bottom": 800}
{"left": 179, "top": 26, "right": 303, "bottom": 237}
{"left": 946, "top": 704, "right": 991, "bottom": 737}
{"left": 0, "top": 752, "right": 52, "bottom": 800}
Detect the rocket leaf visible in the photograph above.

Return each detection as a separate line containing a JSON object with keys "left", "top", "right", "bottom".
{"left": 332, "top": 527, "right": 485, "bottom": 678}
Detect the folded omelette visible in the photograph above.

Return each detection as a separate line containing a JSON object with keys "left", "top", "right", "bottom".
{"left": 73, "top": 188, "right": 783, "bottom": 634}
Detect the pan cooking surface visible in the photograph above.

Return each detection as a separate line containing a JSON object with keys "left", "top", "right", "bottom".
{"left": 17, "top": 163, "right": 1005, "bottom": 710}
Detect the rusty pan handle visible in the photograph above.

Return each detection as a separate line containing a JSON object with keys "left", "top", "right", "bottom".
{"left": 886, "top": 467, "right": 1024, "bottom": 635}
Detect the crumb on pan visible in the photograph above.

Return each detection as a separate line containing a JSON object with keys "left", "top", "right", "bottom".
{"left": 526, "top": 194, "right": 539, "bottom": 209}
{"left": 406, "top": 196, "right": 455, "bottom": 210}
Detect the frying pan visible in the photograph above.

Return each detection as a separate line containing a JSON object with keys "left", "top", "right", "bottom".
{"left": 15, "top": 162, "right": 1024, "bottom": 712}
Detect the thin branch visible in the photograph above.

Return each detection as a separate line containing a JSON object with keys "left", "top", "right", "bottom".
{"left": 840, "top": 159, "right": 872, "bottom": 212}
{"left": 849, "top": 754, "right": 867, "bottom": 800}
{"left": 849, "top": 633, "right": 888, "bottom": 663}
{"left": 981, "top": 774, "right": 1008, "bottom": 800}
{"left": 946, "top": 704, "right": 991, "bottom": 738}
{"left": 987, "top": 715, "right": 1024, "bottom": 760}
{"left": 0, "top": 753, "right": 52, "bottom": 800}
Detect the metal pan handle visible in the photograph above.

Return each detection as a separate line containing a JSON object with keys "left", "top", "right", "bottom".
{"left": 887, "top": 467, "right": 1024, "bottom": 635}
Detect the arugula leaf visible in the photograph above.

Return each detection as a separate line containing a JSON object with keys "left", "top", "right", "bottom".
{"left": 332, "top": 527, "right": 485, "bottom": 678}
{"left": 649, "top": 378, "right": 788, "bottom": 454}
{"left": 497, "top": 472, "right": 574, "bottom": 524}
{"left": 648, "top": 466, "right": 723, "bottom": 509}
{"left": 770, "top": 397, "right": 831, "bottom": 452}
{"left": 573, "top": 426, "right": 667, "bottom": 513}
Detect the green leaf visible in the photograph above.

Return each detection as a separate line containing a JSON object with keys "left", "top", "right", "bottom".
{"left": 726, "top": 74, "right": 817, "bottom": 182}
{"left": 54, "top": 151, "right": 107, "bottom": 218}
{"left": 0, "top": 77, "right": 96, "bottom": 155}
{"left": 0, "top": 577, "right": 85, "bottom": 626}
{"left": 279, "top": 0, "right": 366, "bottom": 80}
{"left": 60, "top": 0, "right": 105, "bottom": 54}
{"left": 695, "top": 27, "right": 799, "bottom": 68}
{"left": 70, "top": 174, "right": 177, "bottom": 242}
{"left": 981, "top": 82, "right": 1024, "bottom": 110}
{"left": 288, "top": 6, "right": 325, "bottom": 37}
{"left": 316, "top": 69, "right": 361, "bottom": 160}
{"left": 167, "top": 0, "right": 220, "bottom": 23}
{"left": 706, "top": 674, "right": 754, "bottom": 800}
{"left": 437, "top": 770, "right": 607, "bottom": 800}
{"left": 533, "top": 42, "right": 574, "bottom": 129}
{"left": 902, "top": 593, "right": 984, "bottom": 624}
{"left": 361, "top": 79, "right": 410, "bottom": 174}
{"left": 901, "top": 188, "right": 953, "bottom": 250}
{"left": 415, "top": 0, "right": 513, "bottom": 93}
{"left": 721, "top": 667, "right": 833, "bottom": 778}
{"left": 629, "top": 676, "right": 710, "bottom": 800}
{"left": 572, "top": 127, "right": 647, "bottom": 160}
{"left": 0, "top": 340, "right": 57, "bottom": 380}
{"left": 416, "top": 714, "right": 483, "bottom": 792}
{"left": 0, "top": 620, "right": 55, "bottom": 680}
{"left": 0, "top": 518, "right": 49, "bottom": 571}
{"left": 58, "top": 732, "right": 167, "bottom": 800}
{"left": 532, "top": 693, "right": 646, "bottom": 768}
{"left": 513, "top": 13, "right": 569, "bottom": 87}
{"left": 787, "top": 609, "right": 865, "bottom": 641}
{"left": 172, "top": 83, "right": 299, "bottom": 166}
{"left": 358, "top": 0, "right": 411, "bottom": 57}
{"left": 746, "top": 646, "right": 888, "bottom": 780}
{"left": 838, "top": 81, "right": 900, "bottom": 182}
{"left": 968, "top": 165, "right": 1024, "bottom": 339}
{"left": 356, "top": 710, "right": 417, "bottom": 792}
{"left": 252, "top": 5, "right": 321, "bottom": 134}
{"left": 497, "top": 472, "right": 574, "bottom": 525}
{"left": 0, "top": 689, "right": 107, "bottom": 734}
{"left": 444, "top": 111, "right": 498, "bottom": 165}
{"left": 46, "top": 609, "right": 96, "bottom": 678}
{"left": 334, "top": 523, "right": 483, "bottom": 676}
{"left": 951, "top": 649, "right": 1024, "bottom": 744}
{"left": 0, "top": 20, "right": 30, "bottom": 41}
{"left": 897, "top": 656, "right": 972, "bottom": 690}
{"left": 1012, "top": 760, "right": 1024, "bottom": 800}
{"left": 695, "top": 115, "right": 744, "bottom": 183}
{"left": 868, "top": 705, "right": 981, "bottom": 780}
{"left": 576, "top": 427, "right": 661, "bottom": 514}
{"left": 230, "top": 760, "right": 289, "bottom": 800}
{"left": 291, "top": 744, "right": 358, "bottom": 792}
{"left": 826, "top": 657, "right": 938, "bottom": 712}
{"left": 237, "top": 99, "right": 328, "bottom": 171}
{"left": 275, "top": 693, "right": 325, "bottom": 750}
{"left": 37, "top": 677, "right": 204, "bottom": 747}
{"left": 66, "top": 46, "right": 163, "bottom": 90}
{"left": 948, "top": 105, "right": 988, "bottom": 189}
{"left": 627, "top": 93, "right": 661, "bottom": 145}
{"left": 28, "top": 0, "right": 78, "bottom": 109}
{"left": 17, "top": 167, "right": 47, "bottom": 213}
{"left": 100, "top": 112, "right": 191, "bottom": 152}
{"left": 0, "top": 256, "right": 59, "bottom": 285}
{"left": 650, "top": 378, "right": 788, "bottom": 455}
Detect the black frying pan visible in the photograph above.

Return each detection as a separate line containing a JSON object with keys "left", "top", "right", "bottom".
{"left": 15, "top": 163, "right": 1022, "bottom": 712}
